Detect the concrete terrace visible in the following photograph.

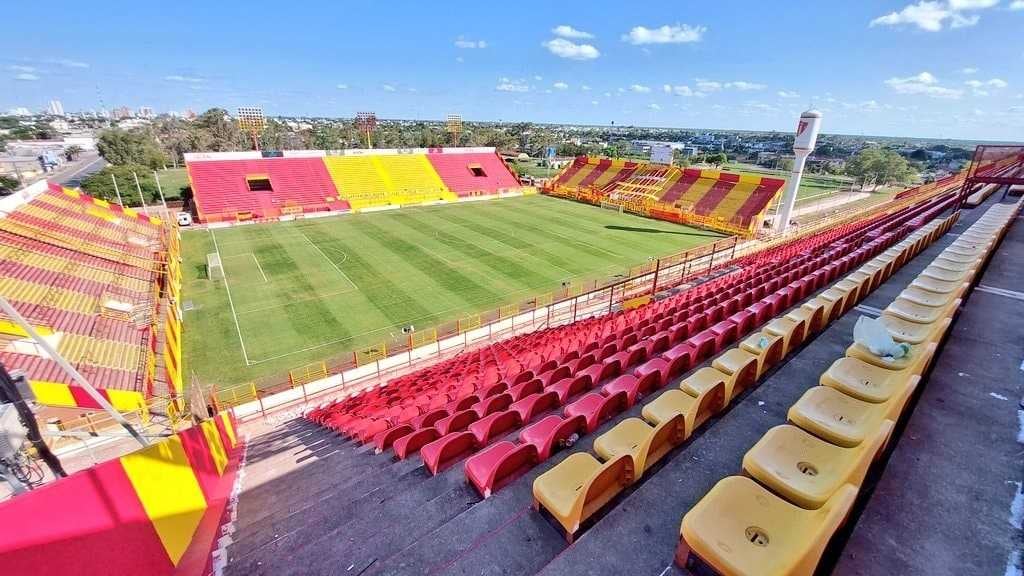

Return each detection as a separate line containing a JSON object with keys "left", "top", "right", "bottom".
{"left": 224, "top": 192, "right": 1022, "bottom": 576}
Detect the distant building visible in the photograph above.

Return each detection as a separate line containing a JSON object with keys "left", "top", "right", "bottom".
{"left": 112, "top": 106, "right": 133, "bottom": 120}
{"left": 7, "top": 107, "right": 31, "bottom": 116}
{"left": 138, "top": 106, "right": 154, "bottom": 119}
{"left": 48, "top": 100, "right": 65, "bottom": 116}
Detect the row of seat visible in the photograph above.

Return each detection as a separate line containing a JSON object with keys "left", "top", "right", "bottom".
{"left": 676, "top": 201, "right": 1019, "bottom": 576}
{"left": 525, "top": 213, "right": 957, "bottom": 541}
{"left": 304, "top": 192, "right": 958, "bottom": 458}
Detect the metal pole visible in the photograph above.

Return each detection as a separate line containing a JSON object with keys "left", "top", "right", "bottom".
{"left": 153, "top": 170, "right": 168, "bottom": 210}
{"left": 111, "top": 173, "right": 123, "bottom": 205}
{"left": 0, "top": 296, "right": 149, "bottom": 447}
{"left": 651, "top": 258, "right": 661, "bottom": 296}
{"left": 133, "top": 171, "right": 149, "bottom": 215}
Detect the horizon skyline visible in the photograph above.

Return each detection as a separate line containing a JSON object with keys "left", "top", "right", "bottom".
{"left": 3, "top": 1, "right": 1023, "bottom": 142}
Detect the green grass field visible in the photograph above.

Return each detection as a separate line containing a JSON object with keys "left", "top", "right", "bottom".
{"left": 182, "top": 195, "right": 723, "bottom": 388}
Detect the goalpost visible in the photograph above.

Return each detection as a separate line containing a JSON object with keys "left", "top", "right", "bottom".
{"left": 207, "top": 252, "right": 224, "bottom": 280}
{"left": 599, "top": 200, "right": 625, "bottom": 214}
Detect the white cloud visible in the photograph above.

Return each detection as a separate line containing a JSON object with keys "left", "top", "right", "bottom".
{"left": 966, "top": 77, "right": 1008, "bottom": 95}
{"left": 648, "top": 103, "right": 661, "bottom": 110}
{"left": 629, "top": 84, "right": 651, "bottom": 93}
{"left": 454, "top": 38, "right": 487, "bottom": 49}
{"left": 164, "top": 75, "right": 203, "bottom": 83}
{"left": 885, "top": 71, "right": 963, "bottom": 98}
{"left": 8, "top": 65, "right": 35, "bottom": 73}
{"left": 870, "top": 0, "right": 997, "bottom": 31}
{"left": 533, "top": 75, "right": 543, "bottom": 81}
{"left": 663, "top": 84, "right": 695, "bottom": 96}
{"left": 591, "top": 100, "right": 599, "bottom": 106}
{"left": 336, "top": 83, "right": 349, "bottom": 89}
{"left": 728, "top": 81, "right": 766, "bottom": 91}
{"left": 542, "top": 38, "right": 600, "bottom": 60}
{"left": 622, "top": 24, "right": 706, "bottom": 45}
{"left": 871, "top": 2, "right": 951, "bottom": 31}
{"left": 581, "top": 84, "right": 592, "bottom": 91}
{"left": 14, "top": 72, "right": 39, "bottom": 81}
{"left": 553, "top": 81, "right": 569, "bottom": 90}
{"left": 495, "top": 77, "right": 530, "bottom": 92}
{"left": 455, "top": 56, "right": 464, "bottom": 63}
{"left": 950, "top": 13, "right": 980, "bottom": 28}
{"left": 777, "top": 90, "right": 801, "bottom": 98}
{"left": 552, "top": 25, "right": 594, "bottom": 39}
{"left": 948, "top": 0, "right": 997, "bottom": 9}
{"left": 382, "top": 84, "right": 397, "bottom": 92}
{"left": 960, "top": 67, "right": 979, "bottom": 74}
{"left": 1011, "top": 0, "right": 1024, "bottom": 9}
{"left": 695, "top": 79, "right": 722, "bottom": 92}
{"left": 47, "top": 58, "right": 89, "bottom": 68}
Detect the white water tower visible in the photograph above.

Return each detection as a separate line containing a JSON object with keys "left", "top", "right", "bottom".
{"left": 776, "top": 109, "right": 822, "bottom": 232}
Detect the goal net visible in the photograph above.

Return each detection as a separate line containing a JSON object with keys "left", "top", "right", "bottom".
{"left": 599, "top": 200, "right": 625, "bottom": 214}
{"left": 207, "top": 252, "right": 224, "bottom": 280}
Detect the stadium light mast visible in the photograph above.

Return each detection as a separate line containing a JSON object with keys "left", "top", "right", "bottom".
{"left": 776, "top": 109, "right": 822, "bottom": 233}
{"left": 446, "top": 114, "right": 463, "bottom": 147}
{"left": 237, "top": 106, "right": 266, "bottom": 151}
{"left": 356, "top": 112, "right": 377, "bottom": 148}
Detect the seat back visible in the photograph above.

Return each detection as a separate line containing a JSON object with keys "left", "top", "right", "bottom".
{"left": 690, "top": 381, "right": 726, "bottom": 435}
{"left": 490, "top": 444, "right": 539, "bottom": 496}
{"left": 578, "top": 454, "right": 634, "bottom": 531}
{"left": 639, "top": 414, "right": 685, "bottom": 474}
{"left": 548, "top": 415, "right": 588, "bottom": 460}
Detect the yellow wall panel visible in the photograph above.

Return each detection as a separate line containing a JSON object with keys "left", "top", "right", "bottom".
{"left": 200, "top": 420, "right": 228, "bottom": 475}
{"left": 30, "top": 381, "right": 76, "bottom": 407}
{"left": 119, "top": 435, "right": 207, "bottom": 566}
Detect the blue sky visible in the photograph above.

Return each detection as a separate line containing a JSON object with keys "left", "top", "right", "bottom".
{"left": 2, "top": 0, "right": 1023, "bottom": 140}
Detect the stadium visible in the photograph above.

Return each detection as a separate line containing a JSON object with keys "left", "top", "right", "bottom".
{"left": 1, "top": 8, "right": 1024, "bottom": 576}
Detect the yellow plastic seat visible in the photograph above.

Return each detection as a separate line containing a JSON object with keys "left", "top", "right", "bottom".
{"left": 713, "top": 348, "right": 760, "bottom": 396}
{"left": 799, "top": 298, "right": 830, "bottom": 333}
{"left": 936, "top": 250, "right": 978, "bottom": 265}
{"left": 845, "top": 340, "right": 933, "bottom": 373}
{"left": 818, "top": 288, "right": 849, "bottom": 317}
{"left": 884, "top": 296, "right": 960, "bottom": 324}
{"left": 921, "top": 266, "right": 971, "bottom": 284}
{"left": 788, "top": 385, "right": 912, "bottom": 448}
{"left": 677, "top": 476, "right": 857, "bottom": 576}
{"left": 848, "top": 270, "right": 877, "bottom": 297}
{"left": 911, "top": 275, "right": 961, "bottom": 294}
{"left": 740, "top": 332, "right": 785, "bottom": 378}
{"left": 931, "top": 257, "right": 976, "bottom": 274}
{"left": 945, "top": 244, "right": 986, "bottom": 258}
{"left": 833, "top": 279, "right": 862, "bottom": 307}
{"left": 681, "top": 367, "right": 733, "bottom": 409}
{"left": 860, "top": 261, "right": 891, "bottom": 286}
{"left": 742, "top": 422, "right": 891, "bottom": 509}
{"left": 764, "top": 316, "right": 805, "bottom": 356}
{"left": 879, "top": 315, "right": 951, "bottom": 345}
{"left": 899, "top": 285, "right": 960, "bottom": 307}
{"left": 785, "top": 304, "right": 821, "bottom": 339}
{"left": 821, "top": 352, "right": 929, "bottom": 403}
{"left": 532, "top": 452, "right": 634, "bottom": 542}
{"left": 594, "top": 415, "right": 684, "bottom": 476}
{"left": 642, "top": 387, "right": 723, "bottom": 438}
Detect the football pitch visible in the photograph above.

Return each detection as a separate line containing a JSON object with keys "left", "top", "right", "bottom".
{"left": 181, "top": 194, "right": 724, "bottom": 388}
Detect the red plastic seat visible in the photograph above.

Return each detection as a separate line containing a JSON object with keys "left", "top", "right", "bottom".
{"left": 356, "top": 419, "right": 390, "bottom": 444}
{"left": 508, "top": 378, "right": 543, "bottom": 401}
{"left": 519, "top": 414, "right": 587, "bottom": 460}
{"left": 374, "top": 424, "right": 414, "bottom": 453}
{"left": 747, "top": 301, "right": 773, "bottom": 326}
{"left": 662, "top": 343, "right": 695, "bottom": 378}
{"left": 597, "top": 342, "right": 618, "bottom": 361}
{"left": 464, "top": 441, "right": 539, "bottom": 498}
{"left": 684, "top": 331, "right": 718, "bottom": 364}
{"left": 537, "top": 365, "right": 572, "bottom": 388}
{"left": 708, "top": 320, "right": 738, "bottom": 350}
{"left": 469, "top": 410, "right": 522, "bottom": 446}
{"left": 393, "top": 427, "right": 441, "bottom": 460}
{"left": 511, "top": 370, "right": 535, "bottom": 385}
{"left": 602, "top": 372, "right": 660, "bottom": 407}
{"left": 563, "top": 353, "right": 596, "bottom": 375}
{"left": 471, "top": 393, "right": 513, "bottom": 419}
{"left": 479, "top": 381, "right": 508, "bottom": 399}
{"left": 421, "top": 431, "right": 477, "bottom": 475}
{"left": 726, "top": 310, "right": 755, "bottom": 337}
{"left": 563, "top": 391, "right": 628, "bottom": 433}
{"left": 435, "top": 409, "right": 480, "bottom": 435}
{"left": 608, "top": 347, "right": 646, "bottom": 372}
{"left": 579, "top": 359, "right": 621, "bottom": 387}
{"left": 448, "top": 394, "right": 479, "bottom": 413}
{"left": 549, "top": 373, "right": 593, "bottom": 403}
{"left": 510, "top": 390, "right": 560, "bottom": 422}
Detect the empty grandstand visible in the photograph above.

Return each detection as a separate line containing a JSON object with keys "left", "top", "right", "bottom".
{"left": 546, "top": 156, "right": 786, "bottom": 237}
{"left": 186, "top": 147, "right": 526, "bottom": 222}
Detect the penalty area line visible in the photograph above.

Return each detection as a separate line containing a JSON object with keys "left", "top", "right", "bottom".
{"left": 210, "top": 229, "right": 253, "bottom": 366}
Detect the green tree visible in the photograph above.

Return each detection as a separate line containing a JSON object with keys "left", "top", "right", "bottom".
{"left": 0, "top": 174, "right": 20, "bottom": 194}
{"left": 64, "top": 145, "right": 83, "bottom": 161}
{"left": 845, "top": 147, "right": 917, "bottom": 189}
{"left": 81, "top": 164, "right": 163, "bottom": 206}
{"left": 97, "top": 129, "right": 168, "bottom": 169}
{"left": 196, "top": 108, "right": 245, "bottom": 151}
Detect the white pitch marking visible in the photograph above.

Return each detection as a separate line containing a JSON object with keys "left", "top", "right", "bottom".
{"left": 211, "top": 229, "right": 252, "bottom": 366}
{"left": 295, "top": 227, "right": 358, "bottom": 291}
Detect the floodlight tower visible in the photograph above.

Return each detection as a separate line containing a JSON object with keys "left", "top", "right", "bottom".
{"left": 446, "top": 114, "right": 463, "bottom": 147}
{"left": 776, "top": 109, "right": 822, "bottom": 233}
{"left": 236, "top": 107, "right": 266, "bottom": 151}
{"left": 355, "top": 112, "right": 377, "bottom": 148}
